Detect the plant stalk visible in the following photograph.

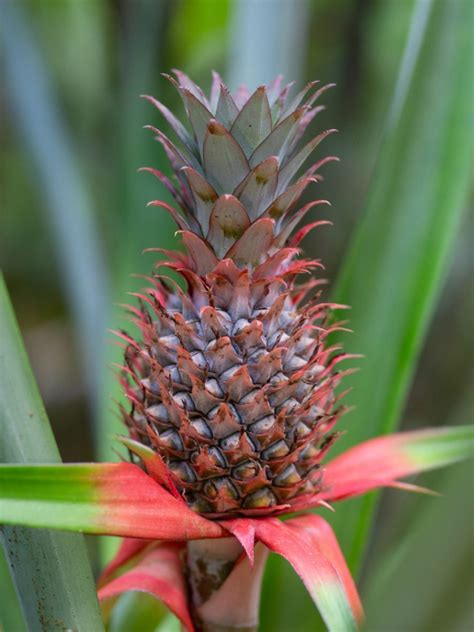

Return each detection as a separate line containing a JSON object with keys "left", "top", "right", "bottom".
{"left": 187, "top": 537, "right": 268, "bottom": 632}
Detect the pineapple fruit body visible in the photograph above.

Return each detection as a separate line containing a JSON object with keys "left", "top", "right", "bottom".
{"left": 121, "top": 71, "right": 347, "bottom": 518}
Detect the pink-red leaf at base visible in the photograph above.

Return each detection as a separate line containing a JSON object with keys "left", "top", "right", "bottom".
{"left": 0, "top": 462, "right": 225, "bottom": 540}
{"left": 98, "top": 543, "right": 194, "bottom": 632}
{"left": 118, "top": 436, "right": 182, "bottom": 500}
{"left": 254, "top": 517, "right": 362, "bottom": 631}
{"left": 98, "top": 537, "right": 153, "bottom": 587}
{"left": 286, "top": 514, "right": 363, "bottom": 624}
{"left": 93, "top": 463, "right": 225, "bottom": 540}
{"left": 221, "top": 518, "right": 257, "bottom": 565}
{"left": 322, "top": 425, "right": 474, "bottom": 502}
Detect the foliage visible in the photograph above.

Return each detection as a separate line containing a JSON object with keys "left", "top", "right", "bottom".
{"left": 0, "top": 1, "right": 472, "bottom": 630}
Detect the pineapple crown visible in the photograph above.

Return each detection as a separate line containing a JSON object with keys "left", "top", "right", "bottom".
{"left": 142, "top": 69, "right": 338, "bottom": 272}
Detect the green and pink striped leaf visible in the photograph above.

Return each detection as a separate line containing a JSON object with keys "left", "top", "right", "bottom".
{"left": 0, "top": 462, "right": 224, "bottom": 540}
{"left": 254, "top": 516, "right": 362, "bottom": 632}
{"left": 322, "top": 425, "right": 474, "bottom": 502}
{"left": 0, "top": 426, "right": 471, "bottom": 541}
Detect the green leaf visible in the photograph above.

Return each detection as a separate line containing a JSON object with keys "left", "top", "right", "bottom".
{"left": 329, "top": 0, "right": 473, "bottom": 572}
{"left": 0, "top": 1, "right": 109, "bottom": 411}
{"left": 322, "top": 425, "right": 474, "bottom": 501}
{"left": 227, "top": 0, "right": 309, "bottom": 89}
{"left": 364, "top": 460, "right": 474, "bottom": 630}
{"left": 109, "top": 593, "right": 169, "bottom": 632}
{"left": 154, "top": 612, "right": 182, "bottom": 632}
{"left": 401, "top": 426, "right": 474, "bottom": 470}
{"left": 364, "top": 388, "right": 474, "bottom": 629}
{"left": 261, "top": 1, "right": 472, "bottom": 629}
{"left": 255, "top": 516, "right": 362, "bottom": 632}
{"left": 98, "top": 0, "right": 175, "bottom": 464}
{"left": 0, "top": 461, "right": 224, "bottom": 540}
{"left": 97, "top": 1, "right": 175, "bottom": 563}
{"left": 0, "top": 549, "right": 26, "bottom": 632}
{"left": 0, "top": 276, "right": 104, "bottom": 631}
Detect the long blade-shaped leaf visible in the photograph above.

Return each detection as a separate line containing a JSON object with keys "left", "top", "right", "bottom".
{"left": 330, "top": 0, "right": 473, "bottom": 571}
{"left": 365, "top": 460, "right": 474, "bottom": 630}
{"left": 97, "top": 3, "right": 175, "bottom": 565}
{"left": 364, "top": 387, "right": 474, "bottom": 629}
{"left": 0, "top": 276, "right": 104, "bottom": 631}
{"left": 0, "top": 549, "right": 26, "bottom": 632}
{"left": 0, "top": 2, "right": 109, "bottom": 412}
{"left": 255, "top": 517, "right": 362, "bottom": 632}
{"left": 99, "top": 1, "right": 175, "bottom": 463}
{"left": 322, "top": 425, "right": 474, "bottom": 501}
{"left": 227, "top": 0, "right": 309, "bottom": 90}
{"left": 0, "top": 462, "right": 224, "bottom": 540}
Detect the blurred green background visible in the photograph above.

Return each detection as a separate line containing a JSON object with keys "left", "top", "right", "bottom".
{"left": 1, "top": 1, "right": 472, "bottom": 631}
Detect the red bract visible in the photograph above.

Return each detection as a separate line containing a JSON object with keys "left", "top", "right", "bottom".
{"left": 93, "top": 426, "right": 462, "bottom": 630}
{"left": 0, "top": 426, "right": 469, "bottom": 629}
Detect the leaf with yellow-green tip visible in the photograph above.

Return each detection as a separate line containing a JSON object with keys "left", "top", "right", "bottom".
{"left": 330, "top": 0, "right": 473, "bottom": 576}
{"left": 255, "top": 516, "right": 362, "bottom": 632}
{"left": 322, "top": 425, "right": 474, "bottom": 502}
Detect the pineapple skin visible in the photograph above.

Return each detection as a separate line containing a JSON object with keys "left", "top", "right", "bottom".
{"left": 120, "top": 71, "right": 348, "bottom": 518}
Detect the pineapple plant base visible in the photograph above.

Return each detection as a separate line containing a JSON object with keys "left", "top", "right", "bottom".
{"left": 120, "top": 70, "right": 349, "bottom": 520}
{"left": 187, "top": 536, "right": 268, "bottom": 632}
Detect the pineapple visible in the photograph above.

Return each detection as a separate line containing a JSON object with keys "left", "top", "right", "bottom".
{"left": 120, "top": 70, "right": 348, "bottom": 517}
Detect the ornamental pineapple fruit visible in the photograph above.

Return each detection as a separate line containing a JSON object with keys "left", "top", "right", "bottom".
{"left": 120, "top": 70, "right": 351, "bottom": 517}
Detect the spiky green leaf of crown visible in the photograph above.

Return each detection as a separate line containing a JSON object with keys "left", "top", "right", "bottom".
{"left": 120, "top": 71, "right": 352, "bottom": 517}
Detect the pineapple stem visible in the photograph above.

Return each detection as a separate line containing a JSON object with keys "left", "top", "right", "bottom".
{"left": 186, "top": 537, "right": 265, "bottom": 632}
